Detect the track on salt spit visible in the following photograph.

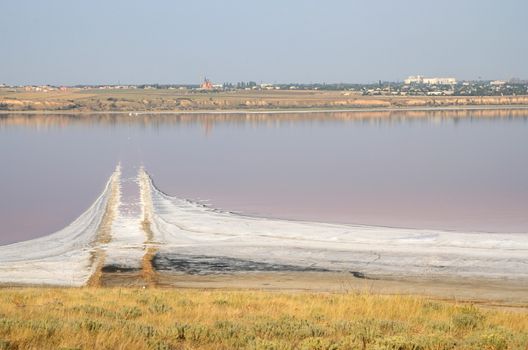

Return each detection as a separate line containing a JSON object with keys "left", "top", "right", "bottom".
{"left": 1, "top": 166, "right": 527, "bottom": 290}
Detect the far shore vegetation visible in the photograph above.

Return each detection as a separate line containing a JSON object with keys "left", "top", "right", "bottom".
{"left": 2, "top": 88, "right": 528, "bottom": 113}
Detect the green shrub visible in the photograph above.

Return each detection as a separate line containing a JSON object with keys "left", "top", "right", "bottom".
{"left": 416, "top": 334, "right": 457, "bottom": 350}
{"left": 120, "top": 306, "right": 143, "bottom": 319}
{"left": 26, "top": 319, "right": 60, "bottom": 338}
{"left": 185, "top": 324, "right": 216, "bottom": 343}
{"left": 467, "top": 331, "right": 511, "bottom": 350}
{"left": 252, "top": 338, "right": 292, "bottom": 350}
{"left": 378, "top": 320, "right": 407, "bottom": 334}
{"left": 148, "top": 340, "right": 173, "bottom": 350}
{"left": 0, "top": 340, "right": 14, "bottom": 350}
{"left": 422, "top": 301, "right": 444, "bottom": 312}
{"left": 212, "top": 299, "right": 230, "bottom": 306}
{"left": 135, "top": 324, "right": 157, "bottom": 339}
{"left": 353, "top": 319, "right": 381, "bottom": 348}
{"left": 213, "top": 320, "right": 244, "bottom": 339}
{"left": 451, "top": 306, "right": 484, "bottom": 331}
{"left": 375, "top": 335, "right": 424, "bottom": 350}
{"left": 0, "top": 319, "right": 17, "bottom": 333}
{"left": 427, "top": 320, "right": 451, "bottom": 332}
{"left": 149, "top": 302, "right": 172, "bottom": 314}
{"left": 253, "top": 317, "right": 326, "bottom": 339}
{"left": 166, "top": 322, "right": 188, "bottom": 340}
{"left": 176, "top": 299, "right": 195, "bottom": 307}
{"left": 77, "top": 319, "right": 105, "bottom": 333}
{"left": 299, "top": 337, "right": 339, "bottom": 350}
{"left": 72, "top": 305, "right": 115, "bottom": 318}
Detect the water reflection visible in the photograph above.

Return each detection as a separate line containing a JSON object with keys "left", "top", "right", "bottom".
{"left": 2, "top": 108, "right": 528, "bottom": 132}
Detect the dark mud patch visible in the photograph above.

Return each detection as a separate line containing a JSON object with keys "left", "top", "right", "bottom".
{"left": 349, "top": 271, "right": 377, "bottom": 280}
{"left": 153, "top": 253, "right": 330, "bottom": 275}
{"left": 102, "top": 265, "right": 141, "bottom": 273}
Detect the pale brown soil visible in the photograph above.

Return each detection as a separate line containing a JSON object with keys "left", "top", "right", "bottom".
{"left": 96, "top": 271, "right": 528, "bottom": 311}
{"left": 85, "top": 175, "right": 119, "bottom": 287}
{"left": 140, "top": 218, "right": 158, "bottom": 288}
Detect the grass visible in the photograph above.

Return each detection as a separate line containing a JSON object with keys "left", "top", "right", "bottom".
{"left": 0, "top": 288, "right": 526, "bottom": 349}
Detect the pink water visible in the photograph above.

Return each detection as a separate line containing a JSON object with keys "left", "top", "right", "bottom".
{"left": 1, "top": 111, "right": 527, "bottom": 245}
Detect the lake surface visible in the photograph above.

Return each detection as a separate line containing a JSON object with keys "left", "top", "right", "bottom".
{"left": 1, "top": 109, "right": 528, "bottom": 245}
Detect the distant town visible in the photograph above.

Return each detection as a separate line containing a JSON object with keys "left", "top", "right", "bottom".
{"left": 2, "top": 75, "right": 528, "bottom": 97}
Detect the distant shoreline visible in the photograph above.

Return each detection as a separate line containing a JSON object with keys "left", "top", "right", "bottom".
{"left": 2, "top": 89, "right": 528, "bottom": 114}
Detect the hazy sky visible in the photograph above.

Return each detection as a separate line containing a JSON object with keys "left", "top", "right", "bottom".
{"left": 1, "top": 0, "right": 527, "bottom": 85}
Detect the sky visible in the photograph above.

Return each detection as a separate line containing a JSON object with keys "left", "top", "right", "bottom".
{"left": 1, "top": 0, "right": 527, "bottom": 85}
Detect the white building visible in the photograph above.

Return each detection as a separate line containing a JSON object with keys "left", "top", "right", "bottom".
{"left": 490, "top": 80, "right": 506, "bottom": 86}
{"left": 404, "top": 75, "right": 457, "bottom": 85}
{"left": 259, "top": 83, "right": 274, "bottom": 90}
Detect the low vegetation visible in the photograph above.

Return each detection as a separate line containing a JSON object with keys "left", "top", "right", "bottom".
{"left": 0, "top": 288, "right": 526, "bottom": 350}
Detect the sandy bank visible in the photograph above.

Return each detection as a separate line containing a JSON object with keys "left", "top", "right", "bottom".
{"left": 94, "top": 271, "right": 528, "bottom": 311}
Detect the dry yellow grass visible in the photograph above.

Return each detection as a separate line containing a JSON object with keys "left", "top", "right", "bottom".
{"left": 0, "top": 288, "right": 526, "bottom": 350}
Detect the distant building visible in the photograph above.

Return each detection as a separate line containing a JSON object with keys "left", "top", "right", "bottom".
{"left": 200, "top": 77, "right": 213, "bottom": 90}
{"left": 404, "top": 75, "right": 457, "bottom": 85}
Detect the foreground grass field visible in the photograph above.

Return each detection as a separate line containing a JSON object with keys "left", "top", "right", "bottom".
{"left": 0, "top": 288, "right": 526, "bottom": 350}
